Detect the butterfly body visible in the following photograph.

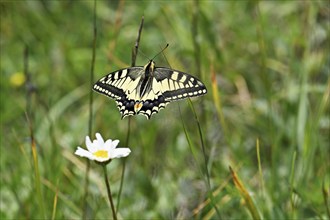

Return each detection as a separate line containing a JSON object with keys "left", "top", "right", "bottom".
{"left": 93, "top": 60, "right": 207, "bottom": 119}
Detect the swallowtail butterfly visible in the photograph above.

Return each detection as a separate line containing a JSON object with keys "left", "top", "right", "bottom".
{"left": 93, "top": 59, "right": 207, "bottom": 119}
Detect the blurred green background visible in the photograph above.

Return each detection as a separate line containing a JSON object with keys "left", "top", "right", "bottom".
{"left": 1, "top": 1, "right": 329, "bottom": 219}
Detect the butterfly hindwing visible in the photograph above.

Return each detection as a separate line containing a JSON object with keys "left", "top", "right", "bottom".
{"left": 93, "top": 61, "right": 207, "bottom": 119}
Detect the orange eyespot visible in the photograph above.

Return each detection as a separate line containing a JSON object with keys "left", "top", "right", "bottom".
{"left": 134, "top": 102, "right": 143, "bottom": 112}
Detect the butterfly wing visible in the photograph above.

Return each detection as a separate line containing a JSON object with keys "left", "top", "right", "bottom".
{"left": 93, "top": 67, "right": 144, "bottom": 98}
{"left": 93, "top": 67, "right": 145, "bottom": 117}
{"left": 93, "top": 64, "right": 207, "bottom": 119}
{"left": 135, "top": 67, "right": 207, "bottom": 118}
{"left": 127, "top": 67, "right": 208, "bottom": 118}
{"left": 153, "top": 67, "right": 207, "bottom": 101}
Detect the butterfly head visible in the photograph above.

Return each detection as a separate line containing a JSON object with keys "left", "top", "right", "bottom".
{"left": 142, "top": 44, "right": 168, "bottom": 75}
{"left": 143, "top": 60, "right": 155, "bottom": 76}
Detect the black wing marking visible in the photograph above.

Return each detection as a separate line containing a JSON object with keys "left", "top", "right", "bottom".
{"left": 115, "top": 95, "right": 168, "bottom": 119}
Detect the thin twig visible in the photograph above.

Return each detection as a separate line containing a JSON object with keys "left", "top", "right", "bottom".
{"left": 131, "top": 16, "right": 144, "bottom": 66}
{"left": 82, "top": 0, "right": 97, "bottom": 219}
{"left": 116, "top": 16, "right": 144, "bottom": 213}
{"left": 24, "top": 46, "right": 36, "bottom": 116}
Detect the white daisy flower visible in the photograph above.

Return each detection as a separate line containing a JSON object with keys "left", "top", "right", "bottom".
{"left": 75, "top": 133, "right": 131, "bottom": 163}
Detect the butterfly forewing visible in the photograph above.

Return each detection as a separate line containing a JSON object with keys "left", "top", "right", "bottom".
{"left": 153, "top": 67, "right": 207, "bottom": 101}
{"left": 93, "top": 60, "right": 207, "bottom": 119}
{"left": 93, "top": 67, "right": 142, "bottom": 98}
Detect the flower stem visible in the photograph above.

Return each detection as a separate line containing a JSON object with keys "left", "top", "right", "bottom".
{"left": 103, "top": 165, "right": 117, "bottom": 220}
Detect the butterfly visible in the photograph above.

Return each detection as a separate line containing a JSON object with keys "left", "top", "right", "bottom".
{"left": 93, "top": 59, "right": 207, "bottom": 119}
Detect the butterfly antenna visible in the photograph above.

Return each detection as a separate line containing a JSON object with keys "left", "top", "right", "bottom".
{"left": 152, "top": 43, "right": 169, "bottom": 60}
{"left": 161, "top": 47, "right": 172, "bottom": 68}
{"left": 137, "top": 48, "right": 150, "bottom": 61}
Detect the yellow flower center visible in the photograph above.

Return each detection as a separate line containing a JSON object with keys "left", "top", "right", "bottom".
{"left": 93, "top": 150, "right": 108, "bottom": 158}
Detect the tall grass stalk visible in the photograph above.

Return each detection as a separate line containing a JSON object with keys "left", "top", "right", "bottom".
{"left": 51, "top": 184, "right": 59, "bottom": 220}
{"left": 255, "top": 2, "right": 277, "bottom": 198}
{"left": 187, "top": 99, "right": 210, "bottom": 187}
{"left": 256, "top": 138, "right": 265, "bottom": 196}
{"left": 83, "top": 0, "right": 97, "bottom": 218}
{"left": 116, "top": 16, "right": 144, "bottom": 213}
{"left": 179, "top": 106, "right": 208, "bottom": 219}
{"left": 116, "top": 116, "right": 131, "bottom": 213}
{"left": 187, "top": 99, "right": 221, "bottom": 218}
{"left": 24, "top": 46, "right": 46, "bottom": 218}
{"left": 179, "top": 105, "right": 204, "bottom": 177}
{"left": 190, "top": 4, "right": 220, "bottom": 217}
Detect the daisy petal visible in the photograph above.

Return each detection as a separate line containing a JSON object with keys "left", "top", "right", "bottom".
{"left": 112, "top": 140, "right": 120, "bottom": 149}
{"left": 104, "top": 139, "right": 113, "bottom": 150}
{"left": 92, "top": 139, "right": 98, "bottom": 148}
{"left": 105, "top": 139, "right": 119, "bottom": 151}
{"left": 111, "top": 148, "right": 131, "bottom": 159}
{"left": 75, "top": 147, "right": 94, "bottom": 160}
{"left": 85, "top": 136, "right": 96, "bottom": 152}
{"left": 95, "top": 133, "right": 105, "bottom": 148}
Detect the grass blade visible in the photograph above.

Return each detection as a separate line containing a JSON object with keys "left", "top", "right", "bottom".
{"left": 323, "top": 178, "right": 330, "bottom": 218}
{"left": 256, "top": 138, "right": 265, "bottom": 196}
{"left": 51, "top": 184, "right": 59, "bottom": 220}
{"left": 230, "top": 166, "right": 261, "bottom": 220}
{"left": 211, "top": 63, "right": 228, "bottom": 138}
{"left": 289, "top": 150, "right": 297, "bottom": 217}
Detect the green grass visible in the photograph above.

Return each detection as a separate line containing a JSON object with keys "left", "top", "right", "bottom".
{"left": 1, "top": 1, "right": 329, "bottom": 219}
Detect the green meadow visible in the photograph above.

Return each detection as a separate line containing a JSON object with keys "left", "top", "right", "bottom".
{"left": 1, "top": 1, "right": 329, "bottom": 219}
